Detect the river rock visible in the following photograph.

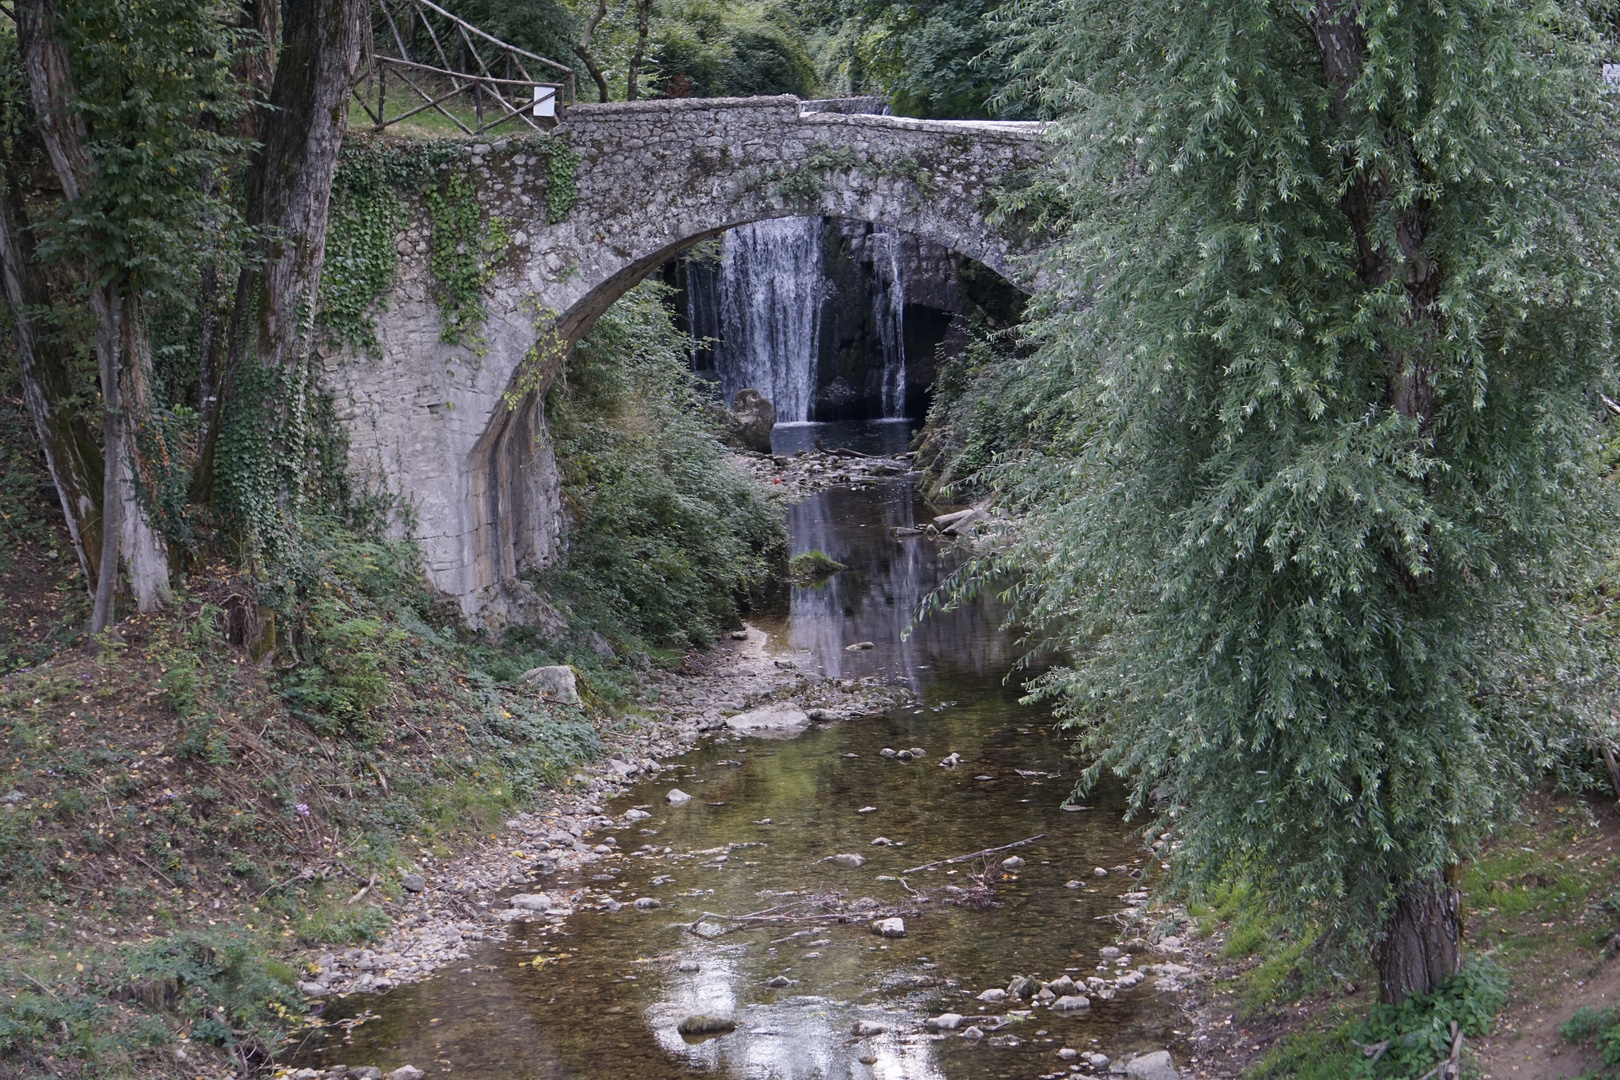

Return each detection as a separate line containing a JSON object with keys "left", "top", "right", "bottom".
{"left": 691, "top": 921, "right": 726, "bottom": 939}
{"left": 870, "top": 836, "right": 892, "bottom": 846}
{"left": 1051, "top": 994, "right": 1091, "bottom": 1012}
{"left": 828, "top": 853, "right": 865, "bottom": 868}
{"left": 960, "top": 1026, "right": 984, "bottom": 1041}
{"left": 519, "top": 665, "right": 579, "bottom": 704}
{"left": 1007, "top": 975, "right": 1040, "bottom": 998}
{"left": 940, "top": 753, "right": 960, "bottom": 767}
{"left": 1057, "top": 1048, "right": 1078, "bottom": 1061}
{"left": 1002, "top": 856, "right": 1025, "bottom": 870}
{"left": 987, "top": 1035, "right": 1022, "bottom": 1049}
{"left": 1047, "top": 975, "right": 1079, "bottom": 996}
{"left": 908, "top": 747, "right": 926, "bottom": 757}
{"left": 667, "top": 789, "right": 692, "bottom": 806}
{"left": 871, "top": 917, "right": 905, "bottom": 938}
{"left": 633, "top": 897, "right": 661, "bottom": 910}
{"left": 726, "top": 388, "right": 776, "bottom": 453}
{"left": 677, "top": 1014, "right": 736, "bottom": 1035}
{"left": 976, "top": 988, "right": 1007, "bottom": 1003}
{"left": 925, "top": 1013, "right": 964, "bottom": 1031}
{"left": 879, "top": 748, "right": 898, "bottom": 758}
{"left": 852, "top": 1020, "right": 889, "bottom": 1036}
{"left": 624, "top": 808, "right": 652, "bottom": 822}
{"left": 348, "top": 1069, "right": 383, "bottom": 1080}
{"left": 400, "top": 874, "right": 425, "bottom": 893}
{"left": 601, "top": 898, "right": 622, "bottom": 912}
{"left": 726, "top": 706, "right": 811, "bottom": 739}
{"left": 1124, "top": 1051, "right": 1181, "bottom": 1080}
{"left": 1065, "top": 880, "right": 1084, "bottom": 889}
{"left": 766, "top": 975, "right": 793, "bottom": 988}
{"left": 677, "top": 960, "right": 700, "bottom": 972}
{"left": 1094, "top": 866, "right": 1110, "bottom": 876}
{"left": 845, "top": 641, "right": 875, "bottom": 651}
{"left": 387, "top": 1068, "right": 425, "bottom": 1080}
{"left": 1100, "top": 946, "right": 1122, "bottom": 959}
{"left": 508, "top": 893, "right": 551, "bottom": 912}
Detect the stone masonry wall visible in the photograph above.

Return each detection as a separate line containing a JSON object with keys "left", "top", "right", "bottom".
{"left": 320, "top": 96, "right": 1047, "bottom": 629}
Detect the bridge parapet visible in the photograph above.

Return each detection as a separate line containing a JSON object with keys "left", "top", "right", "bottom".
{"left": 322, "top": 96, "right": 1049, "bottom": 627}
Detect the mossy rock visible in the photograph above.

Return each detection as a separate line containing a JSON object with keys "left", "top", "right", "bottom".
{"left": 786, "top": 550, "right": 847, "bottom": 585}
{"left": 677, "top": 1014, "right": 736, "bottom": 1036}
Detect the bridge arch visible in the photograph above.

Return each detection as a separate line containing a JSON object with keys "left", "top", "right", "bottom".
{"left": 324, "top": 96, "right": 1048, "bottom": 627}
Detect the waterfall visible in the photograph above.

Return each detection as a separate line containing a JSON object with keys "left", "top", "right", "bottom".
{"left": 869, "top": 227, "right": 907, "bottom": 419}
{"left": 715, "top": 217, "right": 823, "bottom": 423}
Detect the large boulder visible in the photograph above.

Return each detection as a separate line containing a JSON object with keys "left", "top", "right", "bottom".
{"left": 726, "top": 388, "right": 776, "bottom": 453}
{"left": 520, "top": 665, "right": 579, "bottom": 704}
{"left": 1124, "top": 1051, "right": 1181, "bottom": 1080}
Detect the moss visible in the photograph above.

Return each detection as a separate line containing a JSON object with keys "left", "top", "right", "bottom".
{"left": 787, "top": 549, "right": 847, "bottom": 584}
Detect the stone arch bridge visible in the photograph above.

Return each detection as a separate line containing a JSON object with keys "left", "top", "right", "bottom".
{"left": 324, "top": 95, "right": 1047, "bottom": 627}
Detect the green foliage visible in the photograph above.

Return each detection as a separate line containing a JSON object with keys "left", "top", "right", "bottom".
{"left": 1345, "top": 960, "right": 1507, "bottom": 1078}
{"left": 959, "top": 0, "right": 1620, "bottom": 961}
{"left": 39, "top": 0, "right": 253, "bottom": 305}
{"left": 122, "top": 930, "right": 298, "bottom": 1054}
{"left": 319, "top": 153, "right": 408, "bottom": 352}
{"left": 803, "top": 0, "right": 1030, "bottom": 119}
{"left": 654, "top": 0, "right": 821, "bottom": 98}
{"left": 1564, "top": 1004, "right": 1620, "bottom": 1069}
{"left": 542, "top": 281, "right": 786, "bottom": 647}
{"left": 427, "top": 172, "right": 512, "bottom": 346}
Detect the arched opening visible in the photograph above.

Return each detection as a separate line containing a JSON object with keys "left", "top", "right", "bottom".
{"left": 662, "top": 217, "right": 1027, "bottom": 427}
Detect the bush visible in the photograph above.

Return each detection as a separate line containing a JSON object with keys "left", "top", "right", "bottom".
{"left": 1345, "top": 959, "right": 1508, "bottom": 1079}
{"left": 542, "top": 281, "right": 786, "bottom": 647}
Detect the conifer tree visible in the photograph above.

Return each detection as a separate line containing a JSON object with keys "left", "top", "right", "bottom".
{"left": 989, "top": 0, "right": 1620, "bottom": 1000}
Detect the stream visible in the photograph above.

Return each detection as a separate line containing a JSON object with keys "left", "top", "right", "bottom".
{"left": 286, "top": 421, "right": 1181, "bottom": 1080}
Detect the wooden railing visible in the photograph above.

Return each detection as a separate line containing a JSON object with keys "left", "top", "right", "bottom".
{"left": 358, "top": 0, "right": 576, "bottom": 136}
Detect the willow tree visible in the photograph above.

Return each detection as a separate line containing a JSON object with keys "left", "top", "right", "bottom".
{"left": 987, "top": 0, "right": 1620, "bottom": 1001}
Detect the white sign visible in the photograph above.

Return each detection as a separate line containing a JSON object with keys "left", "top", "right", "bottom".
{"left": 533, "top": 85, "right": 557, "bottom": 118}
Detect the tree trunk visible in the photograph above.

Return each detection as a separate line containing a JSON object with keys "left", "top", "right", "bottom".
{"left": 1376, "top": 874, "right": 1464, "bottom": 1004}
{"left": 196, "top": 0, "right": 365, "bottom": 536}
{"left": 0, "top": 136, "right": 103, "bottom": 591}
{"left": 574, "top": 0, "right": 611, "bottom": 103}
{"left": 18, "top": 0, "right": 171, "bottom": 625}
{"left": 625, "top": 0, "right": 653, "bottom": 101}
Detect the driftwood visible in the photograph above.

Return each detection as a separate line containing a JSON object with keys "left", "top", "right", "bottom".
{"left": 901, "top": 834, "right": 1046, "bottom": 874}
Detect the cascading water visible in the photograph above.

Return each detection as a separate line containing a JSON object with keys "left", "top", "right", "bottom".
{"left": 714, "top": 217, "right": 823, "bottom": 423}
{"left": 868, "top": 226, "right": 908, "bottom": 419}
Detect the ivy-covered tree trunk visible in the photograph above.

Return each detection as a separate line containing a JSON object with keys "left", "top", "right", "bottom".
{"left": 200, "top": 0, "right": 365, "bottom": 553}
{"left": 17, "top": 0, "right": 171, "bottom": 629}
{"left": 0, "top": 138, "right": 103, "bottom": 589}
{"left": 625, "top": 0, "right": 654, "bottom": 101}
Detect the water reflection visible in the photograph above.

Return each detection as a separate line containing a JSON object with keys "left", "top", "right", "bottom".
{"left": 284, "top": 424, "right": 1176, "bottom": 1079}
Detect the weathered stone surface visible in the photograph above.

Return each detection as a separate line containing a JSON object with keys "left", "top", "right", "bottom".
{"left": 725, "top": 705, "right": 811, "bottom": 738}
{"left": 725, "top": 388, "right": 776, "bottom": 453}
{"left": 322, "top": 97, "right": 1047, "bottom": 627}
{"left": 1124, "top": 1051, "right": 1181, "bottom": 1080}
{"left": 520, "top": 665, "right": 579, "bottom": 704}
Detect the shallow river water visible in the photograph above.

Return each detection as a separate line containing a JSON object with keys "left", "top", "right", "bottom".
{"left": 287, "top": 422, "right": 1179, "bottom": 1079}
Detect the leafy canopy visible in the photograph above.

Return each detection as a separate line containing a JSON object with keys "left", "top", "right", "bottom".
{"left": 972, "top": 0, "right": 1620, "bottom": 945}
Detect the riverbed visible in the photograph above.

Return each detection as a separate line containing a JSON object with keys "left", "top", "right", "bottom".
{"left": 283, "top": 422, "right": 1183, "bottom": 1080}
